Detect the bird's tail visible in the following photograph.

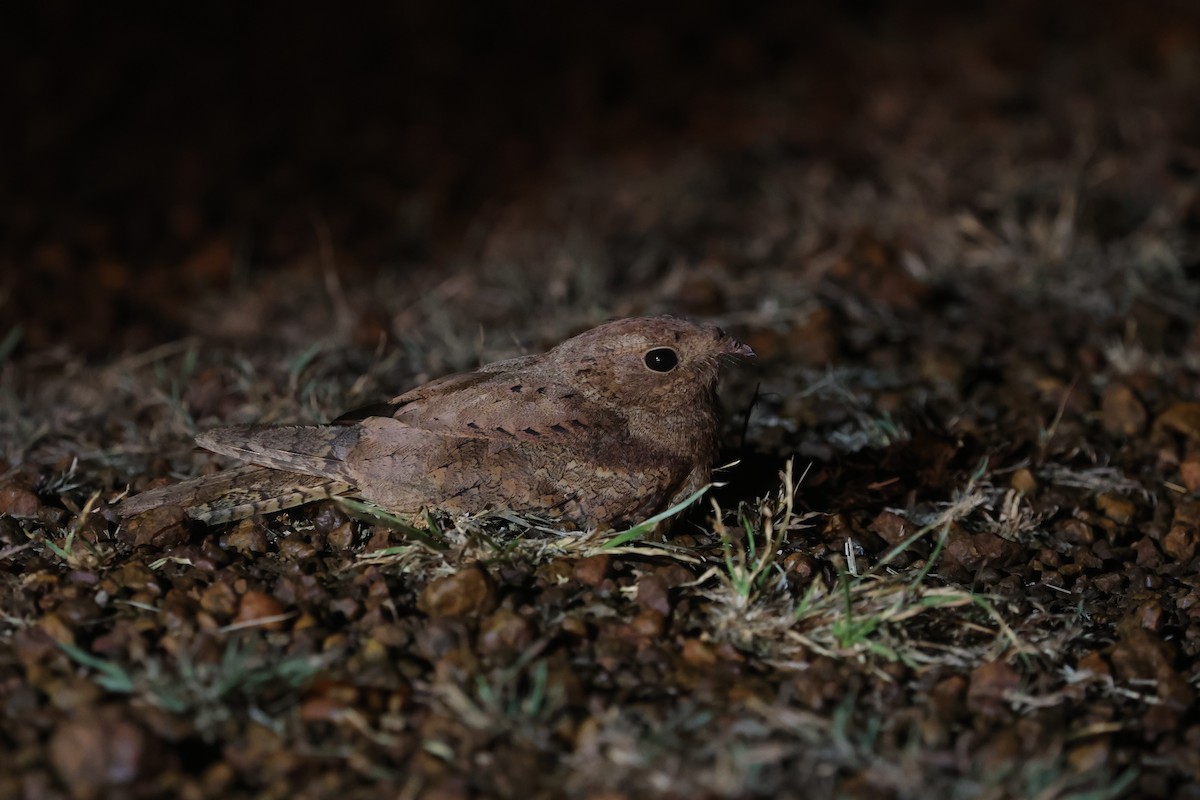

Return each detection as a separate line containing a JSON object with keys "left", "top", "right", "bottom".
{"left": 194, "top": 424, "right": 358, "bottom": 481}
{"left": 117, "top": 465, "right": 352, "bottom": 524}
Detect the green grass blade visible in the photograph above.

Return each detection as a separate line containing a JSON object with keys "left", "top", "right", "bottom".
{"left": 57, "top": 642, "right": 135, "bottom": 693}
{"left": 0, "top": 325, "right": 23, "bottom": 366}
{"left": 601, "top": 483, "right": 715, "bottom": 549}
{"left": 335, "top": 497, "right": 448, "bottom": 551}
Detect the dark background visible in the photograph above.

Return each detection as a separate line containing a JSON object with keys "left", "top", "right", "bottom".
{"left": 5, "top": 0, "right": 1197, "bottom": 354}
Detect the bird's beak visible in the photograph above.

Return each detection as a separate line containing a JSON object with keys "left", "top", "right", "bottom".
{"left": 724, "top": 340, "right": 753, "bottom": 357}
{"left": 710, "top": 324, "right": 755, "bottom": 358}
{"left": 727, "top": 339, "right": 755, "bottom": 358}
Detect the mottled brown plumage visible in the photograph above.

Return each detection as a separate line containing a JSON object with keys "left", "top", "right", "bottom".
{"left": 118, "top": 316, "right": 752, "bottom": 528}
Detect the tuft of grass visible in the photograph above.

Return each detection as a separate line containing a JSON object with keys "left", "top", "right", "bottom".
{"left": 699, "top": 458, "right": 1025, "bottom": 672}
{"left": 59, "top": 636, "right": 331, "bottom": 740}
{"left": 57, "top": 642, "right": 136, "bottom": 693}
{"left": 1037, "top": 464, "right": 1153, "bottom": 501}
{"left": 429, "top": 644, "right": 567, "bottom": 758}
{"left": 712, "top": 460, "right": 806, "bottom": 607}
{"left": 796, "top": 372, "right": 912, "bottom": 452}
{"left": 700, "top": 461, "right": 820, "bottom": 652}
{"left": 1009, "top": 757, "right": 1139, "bottom": 800}
{"left": 151, "top": 344, "right": 200, "bottom": 435}
{"left": 789, "top": 462, "right": 1024, "bottom": 667}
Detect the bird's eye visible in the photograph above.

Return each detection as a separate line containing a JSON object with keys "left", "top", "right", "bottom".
{"left": 644, "top": 347, "right": 679, "bottom": 372}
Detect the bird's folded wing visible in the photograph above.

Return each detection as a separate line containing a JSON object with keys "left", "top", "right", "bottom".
{"left": 386, "top": 377, "right": 614, "bottom": 444}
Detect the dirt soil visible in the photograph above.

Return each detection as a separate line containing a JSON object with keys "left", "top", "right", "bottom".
{"left": 3, "top": 2, "right": 1200, "bottom": 798}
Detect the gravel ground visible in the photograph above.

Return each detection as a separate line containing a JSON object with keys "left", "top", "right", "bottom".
{"left": 3, "top": 3, "right": 1200, "bottom": 798}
